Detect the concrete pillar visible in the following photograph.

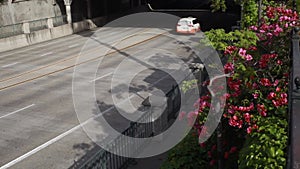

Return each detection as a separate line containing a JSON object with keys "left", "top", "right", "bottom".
{"left": 47, "top": 18, "right": 54, "bottom": 28}
{"left": 65, "top": 4, "right": 72, "bottom": 24}
{"left": 22, "top": 22, "right": 30, "bottom": 34}
{"left": 64, "top": 0, "right": 73, "bottom": 24}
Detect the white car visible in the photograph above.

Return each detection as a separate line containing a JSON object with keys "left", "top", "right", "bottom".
{"left": 176, "top": 17, "right": 201, "bottom": 34}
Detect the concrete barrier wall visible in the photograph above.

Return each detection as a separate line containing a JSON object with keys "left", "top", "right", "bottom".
{"left": 0, "top": 23, "right": 72, "bottom": 52}
{"left": 0, "top": 17, "right": 106, "bottom": 52}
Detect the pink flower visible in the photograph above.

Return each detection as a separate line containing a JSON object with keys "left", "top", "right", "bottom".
{"left": 285, "top": 23, "right": 289, "bottom": 28}
{"left": 268, "top": 92, "right": 276, "bottom": 100}
{"left": 244, "top": 113, "right": 251, "bottom": 123}
{"left": 274, "top": 25, "right": 283, "bottom": 36}
{"left": 274, "top": 79, "right": 279, "bottom": 86}
{"left": 252, "top": 93, "right": 259, "bottom": 99}
{"left": 257, "top": 104, "right": 267, "bottom": 116}
{"left": 245, "top": 54, "right": 253, "bottom": 61}
{"left": 224, "top": 62, "right": 234, "bottom": 73}
{"left": 281, "top": 93, "right": 287, "bottom": 98}
{"left": 272, "top": 100, "right": 280, "bottom": 108}
{"left": 252, "top": 83, "right": 258, "bottom": 89}
{"left": 229, "top": 117, "right": 243, "bottom": 128}
{"left": 248, "top": 46, "right": 257, "bottom": 51}
{"left": 238, "top": 48, "right": 247, "bottom": 57}
{"left": 259, "top": 29, "right": 266, "bottom": 33}
{"left": 179, "top": 111, "right": 186, "bottom": 120}
{"left": 227, "top": 108, "right": 234, "bottom": 114}
{"left": 224, "top": 46, "right": 237, "bottom": 55}
{"left": 276, "top": 87, "right": 281, "bottom": 92}
{"left": 247, "top": 127, "right": 252, "bottom": 134}
{"left": 260, "top": 78, "right": 272, "bottom": 87}
{"left": 267, "top": 32, "right": 273, "bottom": 37}
{"left": 249, "top": 26, "right": 258, "bottom": 31}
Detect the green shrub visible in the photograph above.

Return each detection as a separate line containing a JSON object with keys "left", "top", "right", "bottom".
{"left": 160, "top": 130, "right": 211, "bottom": 169}
{"left": 238, "top": 116, "right": 288, "bottom": 169}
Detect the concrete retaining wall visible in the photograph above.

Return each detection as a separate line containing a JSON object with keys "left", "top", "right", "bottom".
{"left": 0, "top": 0, "right": 62, "bottom": 26}
{"left": 0, "top": 17, "right": 107, "bottom": 52}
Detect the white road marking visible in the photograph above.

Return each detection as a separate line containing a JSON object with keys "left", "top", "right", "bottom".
{"left": 90, "top": 72, "right": 113, "bottom": 82}
{"left": 2, "top": 62, "right": 19, "bottom": 68}
{"left": 68, "top": 44, "right": 79, "bottom": 48}
{"left": 0, "top": 104, "right": 35, "bottom": 119}
{"left": 0, "top": 91, "right": 137, "bottom": 169}
{"left": 41, "top": 52, "right": 53, "bottom": 57}
{"left": 0, "top": 67, "right": 178, "bottom": 168}
{"left": 0, "top": 106, "right": 114, "bottom": 169}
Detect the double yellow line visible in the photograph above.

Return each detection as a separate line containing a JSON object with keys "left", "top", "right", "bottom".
{"left": 0, "top": 29, "right": 167, "bottom": 91}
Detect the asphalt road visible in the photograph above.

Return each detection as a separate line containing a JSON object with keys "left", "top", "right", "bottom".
{"left": 0, "top": 25, "right": 207, "bottom": 169}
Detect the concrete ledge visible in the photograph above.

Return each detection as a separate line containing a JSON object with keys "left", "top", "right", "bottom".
{"left": 0, "top": 34, "right": 29, "bottom": 52}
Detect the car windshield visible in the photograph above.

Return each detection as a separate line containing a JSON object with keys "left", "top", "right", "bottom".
{"left": 179, "top": 20, "right": 192, "bottom": 25}
{"left": 179, "top": 20, "right": 188, "bottom": 25}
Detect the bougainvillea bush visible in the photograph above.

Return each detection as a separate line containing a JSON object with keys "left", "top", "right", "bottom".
{"left": 164, "top": 3, "right": 299, "bottom": 169}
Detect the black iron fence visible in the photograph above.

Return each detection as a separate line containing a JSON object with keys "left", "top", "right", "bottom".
{"left": 71, "top": 68, "right": 202, "bottom": 169}
{"left": 73, "top": 87, "right": 182, "bottom": 169}
{"left": 287, "top": 27, "right": 300, "bottom": 169}
{"left": 74, "top": 109, "right": 153, "bottom": 169}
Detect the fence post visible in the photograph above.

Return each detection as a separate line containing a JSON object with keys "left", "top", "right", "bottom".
{"left": 288, "top": 27, "right": 300, "bottom": 169}
{"left": 149, "top": 90, "right": 167, "bottom": 141}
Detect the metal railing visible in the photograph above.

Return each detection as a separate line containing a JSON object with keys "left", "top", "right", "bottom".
{"left": 287, "top": 27, "right": 300, "bottom": 169}
{"left": 0, "top": 23, "right": 23, "bottom": 38}
{"left": 73, "top": 107, "right": 153, "bottom": 169}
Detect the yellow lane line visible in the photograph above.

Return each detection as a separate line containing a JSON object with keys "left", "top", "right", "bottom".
{"left": 0, "top": 31, "right": 167, "bottom": 91}
{"left": 0, "top": 28, "right": 150, "bottom": 83}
